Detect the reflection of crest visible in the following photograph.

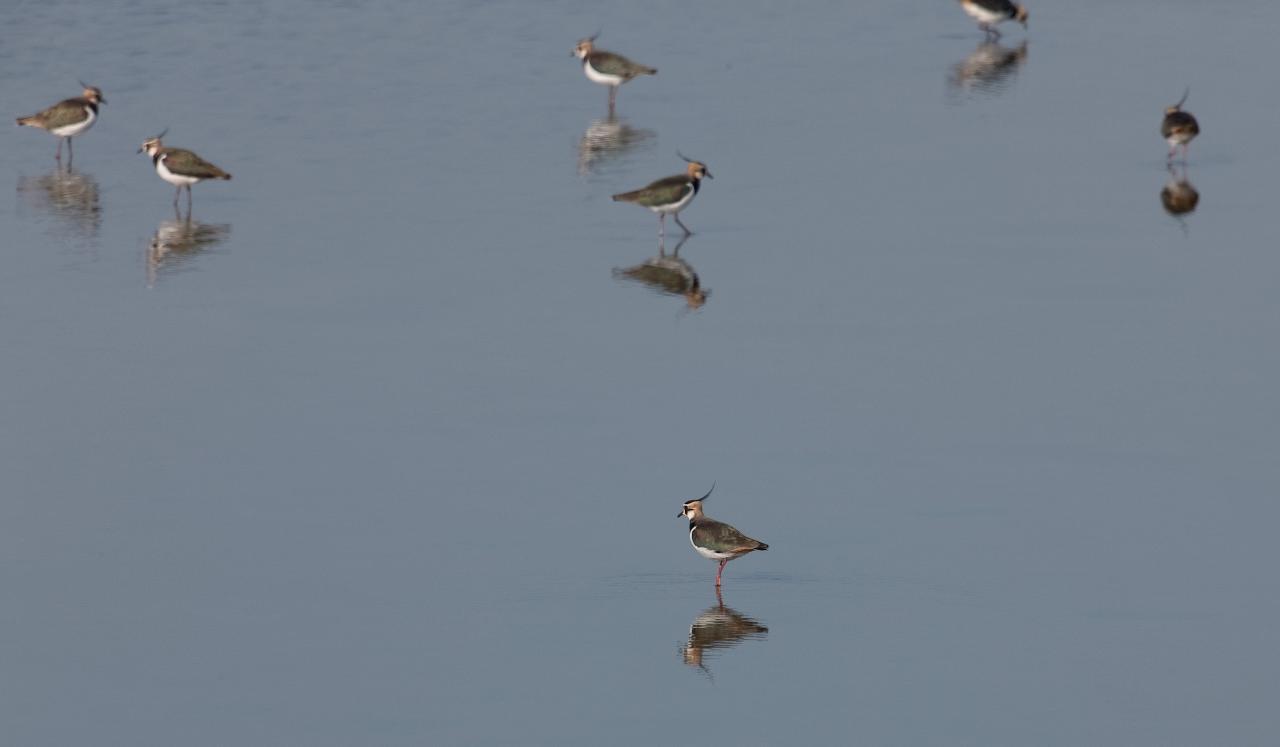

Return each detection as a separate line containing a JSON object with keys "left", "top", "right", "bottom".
{"left": 147, "top": 216, "right": 231, "bottom": 287}
{"left": 577, "top": 115, "right": 655, "bottom": 177}
{"left": 948, "top": 41, "right": 1028, "bottom": 97}
{"left": 681, "top": 591, "right": 768, "bottom": 680}
{"left": 16, "top": 167, "right": 102, "bottom": 242}
{"left": 612, "top": 237, "right": 708, "bottom": 309}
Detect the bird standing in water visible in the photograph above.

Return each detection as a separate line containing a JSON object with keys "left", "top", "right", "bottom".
{"left": 16, "top": 83, "right": 106, "bottom": 164}
{"left": 612, "top": 153, "right": 713, "bottom": 242}
{"left": 138, "top": 130, "right": 232, "bottom": 212}
{"left": 1161, "top": 88, "right": 1200, "bottom": 163}
{"left": 572, "top": 33, "right": 656, "bottom": 112}
{"left": 677, "top": 484, "right": 768, "bottom": 588}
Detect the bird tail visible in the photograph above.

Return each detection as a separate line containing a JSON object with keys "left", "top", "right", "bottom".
{"left": 756, "top": 542, "right": 769, "bottom": 551}
{"left": 641, "top": 66, "right": 657, "bottom": 76}
{"left": 16, "top": 115, "right": 38, "bottom": 127}
{"left": 611, "top": 189, "right": 641, "bottom": 202}
{"left": 219, "top": 173, "right": 232, "bottom": 180}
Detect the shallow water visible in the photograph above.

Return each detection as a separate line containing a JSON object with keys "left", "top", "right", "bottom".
{"left": 3, "top": 1, "right": 1279, "bottom": 744}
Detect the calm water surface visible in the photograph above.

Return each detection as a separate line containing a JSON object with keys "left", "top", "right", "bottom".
{"left": 3, "top": 1, "right": 1279, "bottom": 744}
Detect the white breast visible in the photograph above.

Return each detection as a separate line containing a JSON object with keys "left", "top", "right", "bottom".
{"left": 155, "top": 155, "right": 201, "bottom": 187}
{"left": 50, "top": 106, "right": 95, "bottom": 138}
{"left": 583, "top": 61, "right": 624, "bottom": 87}
{"left": 649, "top": 184, "right": 696, "bottom": 215}
{"left": 962, "top": 2, "right": 1007, "bottom": 24}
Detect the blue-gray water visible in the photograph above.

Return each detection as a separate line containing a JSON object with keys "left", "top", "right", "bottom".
{"left": 3, "top": 1, "right": 1279, "bottom": 744}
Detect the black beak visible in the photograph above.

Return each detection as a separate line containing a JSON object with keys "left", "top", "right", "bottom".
{"left": 677, "top": 510, "right": 685, "bottom": 517}
{"left": 704, "top": 170, "right": 714, "bottom": 179}
{"left": 136, "top": 146, "right": 143, "bottom": 153}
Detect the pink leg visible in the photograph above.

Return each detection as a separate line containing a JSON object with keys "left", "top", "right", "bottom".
{"left": 715, "top": 558, "right": 728, "bottom": 587}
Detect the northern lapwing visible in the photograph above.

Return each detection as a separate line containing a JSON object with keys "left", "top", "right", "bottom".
{"left": 612, "top": 153, "right": 712, "bottom": 241}
{"left": 958, "top": 0, "right": 1028, "bottom": 38}
{"left": 677, "top": 484, "right": 768, "bottom": 588}
{"left": 1161, "top": 88, "right": 1200, "bottom": 163}
{"left": 16, "top": 82, "right": 106, "bottom": 163}
{"left": 572, "top": 33, "right": 656, "bottom": 111}
{"left": 138, "top": 130, "right": 232, "bottom": 212}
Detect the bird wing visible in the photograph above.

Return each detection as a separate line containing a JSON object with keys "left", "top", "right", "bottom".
{"left": 28, "top": 97, "right": 92, "bottom": 129}
{"left": 1161, "top": 111, "right": 1199, "bottom": 138}
{"left": 966, "top": 0, "right": 1017, "bottom": 14}
{"left": 163, "top": 148, "right": 230, "bottom": 179}
{"left": 588, "top": 50, "right": 655, "bottom": 78}
{"left": 612, "top": 175, "right": 691, "bottom": 207}
{"left": 693, "top": 520, "right": 765, "bottom": 554}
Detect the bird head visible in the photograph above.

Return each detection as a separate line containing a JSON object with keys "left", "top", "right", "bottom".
{"left": 573, "top": 31, "right": 600, "bottom": 59}
{"left": 678, "top": 151, "right": 713, "bottom": 180}
{"left": 678, "top": 483, "right": 715, "bottom": 518}
{"left": 138, "top": 128, "right": 168, "bottom": 155}
{"left": 79, "top": 81, "right": 106, "bottom": 104}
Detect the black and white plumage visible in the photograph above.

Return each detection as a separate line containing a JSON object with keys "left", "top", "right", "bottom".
{"left": 677, "top": 485, "right": 768, "bottom": 588}
{"left": 138, "top": 130, "right": 232, "bottom": 212}
{"left": 958, "top": 0, "right": 1029, "bottom": 38}
{"left": 572, "top": 33, "right": 656, "bottom": 111}
{"left": 1161, "top": 89, "right": 1201, "bottom": 163}
{"left": 16, "top": 84, "right": 106, "bottom": 163}
{"left": 612, "top": 154, "right": 713, "bottom": 241}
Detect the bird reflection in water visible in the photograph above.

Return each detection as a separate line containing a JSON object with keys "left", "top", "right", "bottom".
{"left": 16, "top": 165, "right": 102, "bottom": 242}
{"left": 147, "top": 210, "right": 231, "bottom": 287}
{"left": 681, "top": 589, "right": 768, "bottom": 680}
{"left": 1160, "top": 164, "right": 1200, "bottom": 235}
{"left": 612, "top": 236, "right": 709, "bottom": 310}
{"left": 948, "top": 40, "right": 1028, "bottom": 97}
{"left": 577, "top": 112, "right": 655, "bottom": 177}
{"left": 1161, "top": 164, "right": 1199, "bottom": 216}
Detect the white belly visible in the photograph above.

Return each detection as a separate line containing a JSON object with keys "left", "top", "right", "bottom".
{"left": 649, "top": 185, "right": 696, "bottom": 215}
{"left": 963, "top": 3, "right": 1007, "bottom": 24}
{"left": 50, "top": 107, "right": 95, "bottom": 137}
{"left": 156, "top": 156, "right": 200, "bottom": 187}
{"left": 690, "top": 528, "right": 735, "bottom": 560}
{"left": 584, "top": 62, "right": 624, "bottom": 87}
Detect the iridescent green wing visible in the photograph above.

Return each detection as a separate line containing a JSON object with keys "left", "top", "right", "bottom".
{"left": 163, "top": 149, "right": 230, "bottom": 179}
{"left": 693, "top": 520, "right": 760, "bottom": 553}
{"left": 588, "top": 50, "right": 654, "bottom": 78}
{"left": 617, "top": 175, "right": 692, "bottom": 207}
{"left": 36, "top": 98, "right": 93, "bottom": 129}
